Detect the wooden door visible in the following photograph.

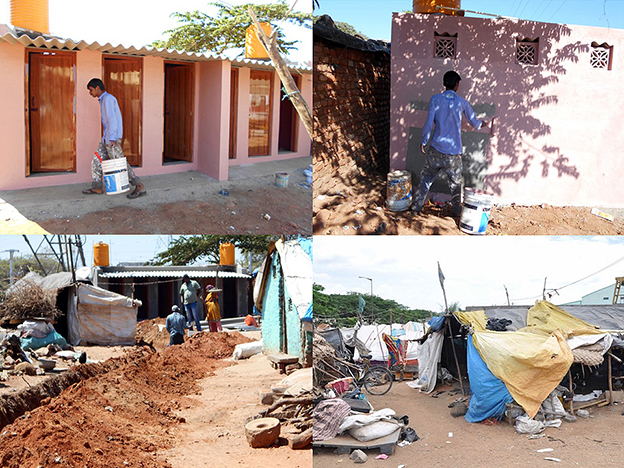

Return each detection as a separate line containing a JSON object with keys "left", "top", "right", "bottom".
{"left": 164, "top": 63, "right": 194, "bottom": 162}
{"left": 28, "top": 51, "right": 76, "bottom": 172}
{"left": 229, "top": 68, "right": 239, "bottom": 160}
{"left": 278, "top": 74, "right": 300, "bottom": 152}
{"left": 248, "top": 70, "right": 273, "bottom": 156}
{"left": 103, "top": 56, "right": 142, "bottom": 166}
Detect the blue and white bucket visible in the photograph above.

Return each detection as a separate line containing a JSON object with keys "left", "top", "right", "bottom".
{"left": 386, "top": 170, "right": 412, "bottom": 211}
{"left": 102, "top": 157, "right": 130, "bottom": 195}
{"left": 275, "top": 172, "right": 289, "bottom": 188}
{"left": 459, "top": 188, "right": 494, "bottom": 235}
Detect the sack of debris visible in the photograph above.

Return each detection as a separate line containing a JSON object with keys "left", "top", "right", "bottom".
{"left": 233, "top": 340, "right": 263, "bottom": 360}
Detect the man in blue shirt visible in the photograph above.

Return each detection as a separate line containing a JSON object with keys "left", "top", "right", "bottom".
{"left": 166, "top": 305, "right": 187, "bottom": 346}
{"left": 412, "top": 71, "right": 489, "bottom": 216}
{"left": 82, "top": 78, "right": 146, "bottom": 199}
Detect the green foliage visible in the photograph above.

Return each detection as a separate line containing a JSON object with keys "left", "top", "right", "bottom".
{"left": 314, "top": 284, "right": 435, "bottom": 327}
{"left": 150, "top": 235, "right": 278, "bottom": 268}
{"left": 0, "top": 254, "right": 64, "bottom": 292}
{"left": 152, "top": 1, "right": 312, "bottom": 54}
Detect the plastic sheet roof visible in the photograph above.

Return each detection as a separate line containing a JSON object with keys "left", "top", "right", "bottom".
{"left": 100, "top": 270, "right": 250, "bottom": 279}
{"left": 0, "top": 25, "right": 311, "bottom": 73}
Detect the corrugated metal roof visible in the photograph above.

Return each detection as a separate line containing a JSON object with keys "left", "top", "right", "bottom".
{"left": 0, "top": 26, "right": 311, "bottom": 73}
{"left": 100, "top": 270, "right": 250, "bottom": 279}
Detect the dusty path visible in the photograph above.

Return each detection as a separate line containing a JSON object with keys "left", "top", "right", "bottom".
{"left": 313, "top": 173, "right": 624, "bottom": 235}
{"left": 313, "top": 381, "right": 624, "bottom": 468}
{"left": 0, "top": 332, "right": 311, "bottom": 467}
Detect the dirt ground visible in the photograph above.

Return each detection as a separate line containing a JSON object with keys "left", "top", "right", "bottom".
{"left": 313, "top": 174, "right": 624, "bottom": 235}
{"left": 0, "top": 330, "right": 311, "bottom": 467}
{"left": 37, "top": 182, "right": 311, "bottom": 235}
{"left": 313, "top": 381, "right": 624, "bottom": 468}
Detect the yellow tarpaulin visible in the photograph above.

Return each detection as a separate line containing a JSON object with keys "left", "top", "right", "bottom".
{"left": 472, "top": 328, "right": 573, "bottom": 418}
{"left": 521, "top": 300, "right": 603, "bottom": 338}
{"left": 455, "top": 310, "right": 488, "bottom": 331}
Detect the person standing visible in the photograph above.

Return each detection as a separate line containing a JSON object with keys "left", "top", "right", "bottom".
{"left": 82, "top": 78, "right": 146, "bottom": 199}
{"left": 205, "top": 285, "right": 223, "bottom": 332}
{"left": 180, "top": 274, "right": 203, "bottom": 331}
{"left": 165, "top": 305, "right": 187, "bottom": 346}
{"left": 412, "top": 71, "right": 489, "bottom": 216}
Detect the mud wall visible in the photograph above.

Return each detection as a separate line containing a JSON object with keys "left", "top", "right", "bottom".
{"left": 313, "top": 32, "right": 391, "bottom": 195}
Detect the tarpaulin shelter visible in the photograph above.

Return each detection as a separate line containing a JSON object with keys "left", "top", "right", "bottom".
{"left": 254, "top": 237, "right": 313, "bottom": 364}
{"left": 454, "top": 300, "right": 624, "bottom": 422}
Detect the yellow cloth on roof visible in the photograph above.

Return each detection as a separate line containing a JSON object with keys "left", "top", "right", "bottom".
{"left": 520, "top": 300, "right": 602, "bottom": 338}
{"left": 472, "top": 328, "right": 573, "bottom": 418}
{"left": 205, "top": 292, "right": 221, "bottom": 322}
{"left": 454, "top": 310, "right": 488, "bottom": 331}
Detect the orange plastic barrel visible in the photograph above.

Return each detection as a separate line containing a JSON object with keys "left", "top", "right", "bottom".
{"left": 10, "top": 0, "right": 50, "bottom": 34}
{"left": 93, "top": 242, "right": 110, "bottom": 267}
{"left": 245, "top": 23, "right": 272, "bottom": 59}
{"left": 413, "top": 0, "right": 462, "bottom": 16}
{"left": 220, "top": 243, "right": 235, "bottom": 265}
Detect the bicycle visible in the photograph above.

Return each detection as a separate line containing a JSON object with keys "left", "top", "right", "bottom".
{"left": 344, "top": 354, "right": 393, "bottom": 396}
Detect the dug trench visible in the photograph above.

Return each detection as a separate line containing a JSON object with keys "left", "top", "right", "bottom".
{"left": 0, "top": 332, "right": 254, "bottom": 467}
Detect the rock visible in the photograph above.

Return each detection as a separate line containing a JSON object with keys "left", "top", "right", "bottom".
{"left": 245, "top": 417, "right": 280, "bottom": 448}
{"left": 564, "top": 414, "right": 577, "bottom": 423}
{"left": 451, "top": 402, "right": 468, "bottom": 418}
{"left": 350, "top": 449, "right": 368, "bottom": 463}
{"left": 260, "top": 392, "right": 275, "bottom": 405}
{"left": 576, "top": 409, "right": 590, "bottom": 419}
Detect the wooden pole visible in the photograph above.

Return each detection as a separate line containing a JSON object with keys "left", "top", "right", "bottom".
{"left": 248, "top": 7, "right": 313, "bottom": 139}
{"left": 447, "top": 317, "right": 465, "bottom": 396}
{"left": 568, "top": 369, "right": 574, "bottom": 415}
{"left": 608, "top": 353, "right": 614, "bottom": 406}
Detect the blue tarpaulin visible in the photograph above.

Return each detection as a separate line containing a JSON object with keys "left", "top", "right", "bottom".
{"left": 465, "top": 336, "right": 514, "bottom": 423}
{"left": 429, "top": 315, "right": 445, "bottom": 332}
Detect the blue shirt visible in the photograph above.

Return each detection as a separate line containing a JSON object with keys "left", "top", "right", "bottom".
{"left": 421, "top": 90, "right": 482, "bottom": 155}
{"left": 98, "top": 91, "right": 123, "bottom": 144}
{"left": 166, "top": 312, "right": 187, "bottom": 337}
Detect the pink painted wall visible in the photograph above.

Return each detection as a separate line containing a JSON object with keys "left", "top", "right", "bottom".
{"left": 391, "top": 13, "right": 624, "bottom": 207}
{"left": 228, "top": 68, "right": 312, "bottom": 166}
{"left": 0, "top": 39, "right": 311, "bottom": 190}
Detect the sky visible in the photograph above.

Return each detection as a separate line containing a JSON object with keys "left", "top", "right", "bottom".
{"left": 0, "top": 235, "right": 173, "bottom": 268}
{"left": 315, "top": 0, "right": 624, "bottom": 41}
{"left": 314, "top": 236, "right": 624, "bottom": 312}
{"left": 0, "top": 0, "right": 312, "bottom": 63}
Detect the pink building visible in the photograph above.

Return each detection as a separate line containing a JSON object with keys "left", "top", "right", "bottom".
{"left": 0, "top": 24, "right": 312, "bottom": 191}
{"left": 391, "top": 13, "right": 624, "bottom": 207}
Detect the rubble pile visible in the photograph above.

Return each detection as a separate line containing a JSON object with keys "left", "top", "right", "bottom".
{"left": 0, "top": 281, "right": 62, "bottom": 323}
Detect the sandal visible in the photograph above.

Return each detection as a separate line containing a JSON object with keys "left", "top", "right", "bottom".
{"left": 126, "top": 189, "right": 147, "bottom": 199}
{"left": 82, "top": 188, "right": 103, "bottom": 195}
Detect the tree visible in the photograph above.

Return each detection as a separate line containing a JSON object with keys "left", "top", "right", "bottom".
{"left": 152, "top": 1, "right": 312, "bottom": 55}
{"left": 150, "top": 235, "right": 278, "bottom": 268}
{"left": 0, "top": 254, "right": 64, "bottom": 292}
{"left": 313, "top": 16, "right": 369, "bottom": 40}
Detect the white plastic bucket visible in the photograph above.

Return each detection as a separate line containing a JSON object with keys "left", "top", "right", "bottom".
{"left": 460, "top": 188, "right": 494, "bottom": 235}
{"left": 102, "top": 157, "right": 130, "bottom": 195}
{"left": 275, "top": 172, "right": 289, "bottom": 188}
{"left": 386, "top": 170, "right": 412, "bottom": 211}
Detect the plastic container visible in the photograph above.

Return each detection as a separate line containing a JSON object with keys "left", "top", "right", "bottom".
{"left": 275, "top": 172, "right": 289, "bottom": 188}
{"left": 303, "top": 165, "right": 313, "bottom": 184}
{"left": 10, "top": 0, "right": 50, "bottom": 34}
{"left": 220, "top": 243, "right": 235, "bottom": 265}
{"left": 102, "top": 157, "right": 130, "bottom": 195}
{"left": 93, "top": 242, "right": 109, "bottom": 267}
{"left": 245, "top": 23, "right": 272, "bottom": 59}
{"left": 459, "top": 188, "right": 494, "bottom": 235}
{"left": 413, "top": 0, "right": 462, "bottom": 16}
{"left": 386, "top": 170, "right": 412, "bottom": 212}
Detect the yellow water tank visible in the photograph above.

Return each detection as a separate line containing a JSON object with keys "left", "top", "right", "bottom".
{"left": 220, "top": 243, "right": 235, "bottom": 266}
{"left": 245, "top": 23, "right": 272, "bottom": 59}
{"left": 413, "top": 0, "right": 463, "bottom": 16}
{"left": 93, "top": 242, "right": 109, "bottom": 267}
{"left": 10, "top": 0, "right": 50, "bottom": 34}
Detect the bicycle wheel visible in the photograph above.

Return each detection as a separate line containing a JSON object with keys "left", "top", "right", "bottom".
{"left": 363, "top": 366, "right": 393, "bottom": 395}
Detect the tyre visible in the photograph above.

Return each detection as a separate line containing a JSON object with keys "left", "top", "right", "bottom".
{"left": 363, "top": 366, "right": 393, "bottom": 395}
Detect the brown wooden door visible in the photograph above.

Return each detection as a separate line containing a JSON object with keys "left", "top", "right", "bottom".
{"left": 164, "top": 63, "right": 194, "bottom": 162}
{"left": 278, "top": 74, "right": 300, "bottom": 152}
{"left": 29, "top": 51, "right": 76, "bottom": 172}
{"left": 103, "top": 56, "right": 142, "bottom": 166}
{"left": 249, "top": 70, "right": 273, "bottom": 156}
{"left": 229, "top": 68, "right": 239, "bottom": 160}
